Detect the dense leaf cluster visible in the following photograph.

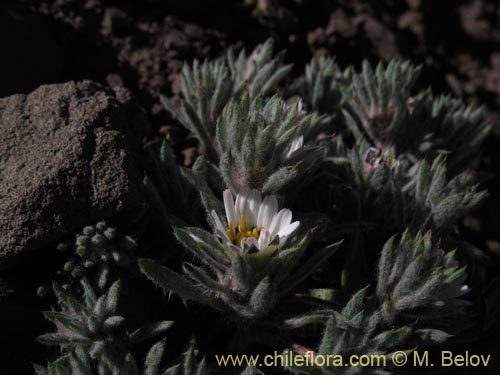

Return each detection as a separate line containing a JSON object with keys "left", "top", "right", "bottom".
{"left": 37, "top": 39, "right": 498, "bottom": 375}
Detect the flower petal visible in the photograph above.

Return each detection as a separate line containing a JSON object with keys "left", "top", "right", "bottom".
{"left": 277, "top": 221, "right": 300, "bottom": 238}
{"left": 240, "top": 236, "right": 258, "bottom": 250}
{"left": 215, "top": 228, "right": 231, "bottom": 243}
{"left": 269, "top": 209, "right": 292, "bottom": 235}
{"left": 228, "top": 243, "right": 243, "bottom": 255}
{"left": 246, "top": 189, "right": 262, "bottom": 228}
{"left": 211, "top": 210, "right": 226, "bottom": 233}
{"left": 286, "top": 135, "right": 304, "bottom": 158}
{"left": 258, "top": 229, "right": 271, "bottom": 251}
{"left": 257, "top": 195, "right": 278, "bottom": 230}
{"left": 223, "top": 189, "right": 237, "bottom": 226}
{"left": 235, "top": 187, "right": 250, "bottom": 219}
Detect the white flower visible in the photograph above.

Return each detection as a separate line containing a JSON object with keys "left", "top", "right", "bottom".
{"left": 211, "top": 188, "right": 300, "bottom": 254}
{"left": 286, "top": 135, "right": 304, "bottom": 158}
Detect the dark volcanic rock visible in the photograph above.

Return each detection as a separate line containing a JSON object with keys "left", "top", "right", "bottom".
{"left": 0, "top": 81, "right": 148, "bottom": 267}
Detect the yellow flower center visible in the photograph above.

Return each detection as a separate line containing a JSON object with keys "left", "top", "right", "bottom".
{"left": 226, "top": 214, "right": 259, "bottom": 247}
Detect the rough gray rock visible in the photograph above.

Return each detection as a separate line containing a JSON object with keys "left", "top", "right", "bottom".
{"left": 0, "top": 81, "right": 149, "bottom": 267}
